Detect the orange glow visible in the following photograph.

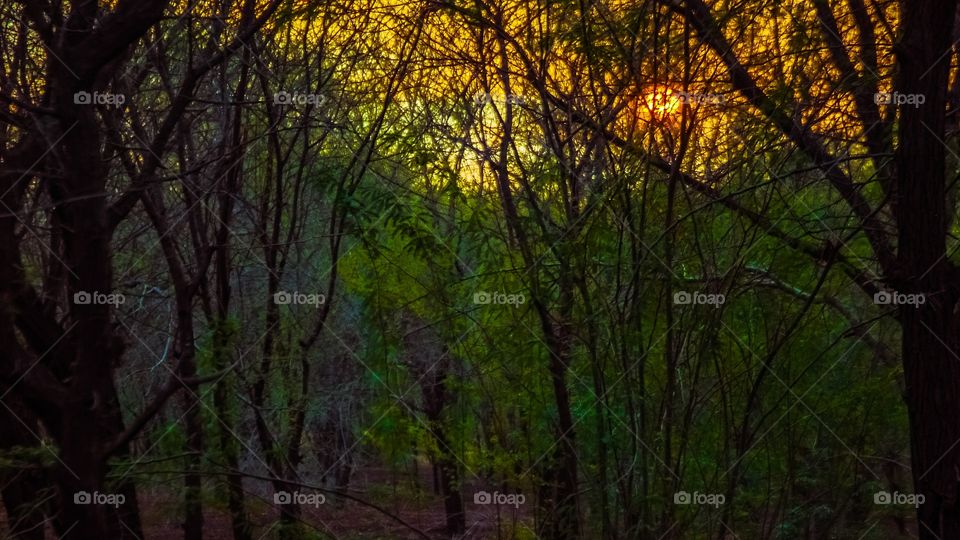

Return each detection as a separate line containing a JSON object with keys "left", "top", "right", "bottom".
{"left": 641, "top": 86, "right": 683, "bottom": 121}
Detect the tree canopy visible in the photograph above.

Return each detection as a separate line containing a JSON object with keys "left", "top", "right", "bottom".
{"left": 1, "top": 0, "right": 957, "bottom": 538}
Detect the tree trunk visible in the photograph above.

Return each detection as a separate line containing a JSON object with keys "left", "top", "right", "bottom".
{"left": 421, "top": 359, "right": 465, "bottom": 537}
{"left": 0, "top": 398, "right": 51, "bottom": 540}
{"left": 895, "top": 1, "right": 960, "bottom": 537}
{"left": 537, "top": 309, "right": 581, "bottom": 540}
{"left": 212, "top": 322, "right": 252, "bottom": 540}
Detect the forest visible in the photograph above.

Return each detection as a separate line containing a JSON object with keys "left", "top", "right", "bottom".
{"left": 0, "top": 0, "right": 957, "bottom": 538}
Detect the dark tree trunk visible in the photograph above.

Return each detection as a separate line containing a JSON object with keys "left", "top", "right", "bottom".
{"left": 211, "top": 25, "right": 254, "bottom": 539}
{"left": 896, "top": 1, "right": 960, "bottom": 537}
{"left": 55, "top": 105, "right": 144, "bottom": 540}
{"left": 0, "top": 398, "right": 51, "bottom": 540}
{"left": 421, "top": 359, "right": 465, "bottom": 537}
{"left": 181, "top": 355, "right": 205, "bottom": 540}
{"left": 537, "top": 310, "right": 580, "bottom": 540}
{"left": 212, "top": 322, "right": 252, "bottom": 540}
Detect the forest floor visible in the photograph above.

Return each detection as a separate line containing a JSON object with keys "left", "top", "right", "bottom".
{"left": 1, "top": 464, "right": 536, "bottom": 539}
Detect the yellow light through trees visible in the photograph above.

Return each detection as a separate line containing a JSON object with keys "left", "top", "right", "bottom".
{"left": 641, "top": 86, "right": 684, "bottom": 122}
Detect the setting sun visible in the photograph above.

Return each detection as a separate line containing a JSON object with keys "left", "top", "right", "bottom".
{"left": 641, "top": 86, "right": 684, "bottom": 120}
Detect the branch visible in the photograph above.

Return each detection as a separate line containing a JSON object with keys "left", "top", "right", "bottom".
{"left": 102, "top": 368, "right": 232, "bottom": 457}
{"left": 663, "top": 0, "right": 897, "bottom": 274}
{"left": 107, "top": 0, "right": 285, "bottom": 231}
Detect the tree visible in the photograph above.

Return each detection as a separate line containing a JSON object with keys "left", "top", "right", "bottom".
{"left": 665, "top": 0, "right": 960, "bottom": 536}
